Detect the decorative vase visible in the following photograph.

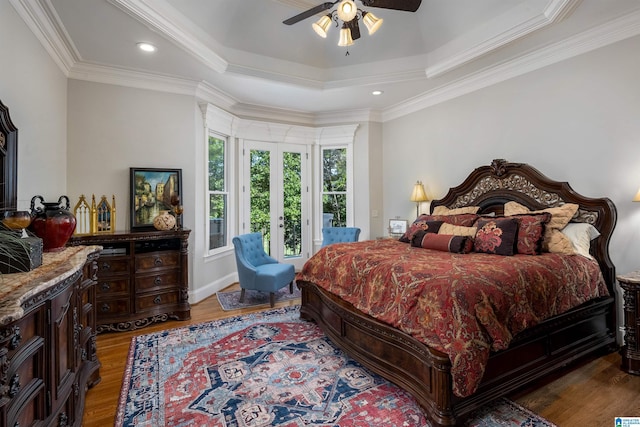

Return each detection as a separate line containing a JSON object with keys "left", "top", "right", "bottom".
{"left": 29, "top": 195, "right": 77, "bottom": 252}
{"left": 153, "top": 211, "right": 176, "bottom": 231}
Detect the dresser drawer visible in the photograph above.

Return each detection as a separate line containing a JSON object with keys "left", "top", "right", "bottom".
{"left": 97, "top": 298, "right": 131, "bottom": 316}
{"left": 135, "top": 251, "right": 180, "bottom": 272}
{"left": 96, "top": 278, "right": 130, "bottom": 295}
{"left": 97, "top": 257, "right": 130, "bottom": 275}
{"left": 136, "top": 291, "right": 179, "bottom": 312}
{"left": 7, "top": 379, "right": 46, "bottom": 427}
{"left": 135, "top": 271, "right": 179, "bottom": 292}
{"left": 6, "top": 306, "right": 45, "bottom": 358}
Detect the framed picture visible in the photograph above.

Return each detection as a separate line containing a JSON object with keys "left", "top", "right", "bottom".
{"left": 388, "top": 219, "right": 408, "bottom": 236}
{"left": 130, "top": 167, "right": 182, "bottom": 230}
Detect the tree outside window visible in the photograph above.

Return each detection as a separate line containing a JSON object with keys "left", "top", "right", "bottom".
{"left": 208, "top": 134, "right": 227, "bottom": 251}
{"left": 322, "top": 147, "right": 347, "bottom": 227}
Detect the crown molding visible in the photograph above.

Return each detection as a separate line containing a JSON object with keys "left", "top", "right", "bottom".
{"left": 15, "top": 0, "right": 640, "bottom": 126}
{"left": 108, "top": 0, "right": 228, "bottom": 73}
{"left": 68, "top": 62, "right": 200, "bottom": 95}
{"left": 426, "top": 0, "right": 581, "bottom": 78}
{"left": 314, "top": 109, "right": 383, "bottom": 126}
{"left": 384, "top": 8, "right": 640, "bottom": 122}
{"left": 10, "top": 0, "right": 79, "bottom": 75}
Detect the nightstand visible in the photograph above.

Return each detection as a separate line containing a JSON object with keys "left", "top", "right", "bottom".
{"left": 617, "top": 271, "right": 640, "bottom": 375}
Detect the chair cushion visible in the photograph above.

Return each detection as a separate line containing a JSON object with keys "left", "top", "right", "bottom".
{"left": 255, "top": 263, "right": 296, "bottom": 292}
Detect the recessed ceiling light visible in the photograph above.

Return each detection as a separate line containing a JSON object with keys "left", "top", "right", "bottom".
{"left": 372, "top": 90, "right": 383, "bottom": 96}
{"left": 137, "top": 42, "right": 157, "bottom": 53}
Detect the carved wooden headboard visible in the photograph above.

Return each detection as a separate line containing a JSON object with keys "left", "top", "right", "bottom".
{"left": 430, "top": 159, "right": 617, "bottom": 292}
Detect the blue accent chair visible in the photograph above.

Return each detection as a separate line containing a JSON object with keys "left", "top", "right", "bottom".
{"left": 321, "top": 227, "right": 361, "bottom": 247}
{"left": 232, "top": 232, "right": 296, "bottom": 307}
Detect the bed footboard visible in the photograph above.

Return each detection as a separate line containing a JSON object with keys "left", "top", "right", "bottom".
{"left": 298, "top": 280, "right": 617, "bottom": 427}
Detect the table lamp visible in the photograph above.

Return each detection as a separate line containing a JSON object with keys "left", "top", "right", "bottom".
{"left": 410, "top": 181, "right": 429, "bottom": 217}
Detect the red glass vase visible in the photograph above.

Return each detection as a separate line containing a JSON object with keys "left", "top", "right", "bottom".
{"left": 29, "top": 195, "right": 77, "bottom": 252}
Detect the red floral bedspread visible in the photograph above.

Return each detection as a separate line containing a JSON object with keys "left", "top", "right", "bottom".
{"left": 295, "top": 239, "right": 609, "bottom": 397}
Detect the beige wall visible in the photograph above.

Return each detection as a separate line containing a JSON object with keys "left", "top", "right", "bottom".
{"left": 382, "top": 34, "right": 640, "bottom": 286}
{"left": 0, "top": 1, "right": 67, "bottom": 210}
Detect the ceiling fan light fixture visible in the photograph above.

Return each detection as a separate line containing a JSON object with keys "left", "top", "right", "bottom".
{"left": 338, "top": 24, "right": 354, "bottom": 46}
{"left": 336, "top": 0, "right": 357, "bottom": 22}
{"left": 362, "top": 11, "right": 383, "bottom": 35}
{"left": 312, "top": 14, "right": 332, "bottom": 38}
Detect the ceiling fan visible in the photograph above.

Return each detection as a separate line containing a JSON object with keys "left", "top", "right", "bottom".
{"left": 283, "top": 0, "right": 422, "bottom": 46}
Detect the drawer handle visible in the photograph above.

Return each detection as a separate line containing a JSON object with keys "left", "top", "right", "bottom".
{"left": 154, "top": 277, "right": 162, "bottom": 285}
{"left": 154, "top": 257, "right": 163, "bottom": 266}
{"left": 8, "top": 373, "right": 20, "bottom": 398}
{"left": 154, "top": 296, "right": 162, "bottom": 304}
{"left": 101, "top": 282, "right": 111, "bottom": 291}
{"left": 101, "top": 262, "right": 111, "bottom": 270}
{"left": 101, "top": 303, "right": 111, "bottom": 312}
{"left": 9, "top": 326, "right": 21, "bottom": 350}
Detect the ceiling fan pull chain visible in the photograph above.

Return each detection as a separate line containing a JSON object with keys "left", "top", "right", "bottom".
{"left": 345, "top": 50, "right": 350, "bottom": 56}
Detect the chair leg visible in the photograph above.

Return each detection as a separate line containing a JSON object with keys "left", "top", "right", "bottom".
{"left": 289, "top": 281, "right": 293, "bottom": 294}
{"left": 270, "top": 292, "right": 275, "bottom": 308}
{"left": 239, "top": 288, "right": 246, "bottom": 303}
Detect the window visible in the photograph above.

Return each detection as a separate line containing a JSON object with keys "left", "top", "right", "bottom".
{"left": 208, "top": 133, "right": 228, "bottom": 252}
{"left": 321, "top": 146, "right": 349, "bottom": 227}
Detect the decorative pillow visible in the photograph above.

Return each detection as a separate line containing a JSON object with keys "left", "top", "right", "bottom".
{"left": 399, "top": 214, "right": 477, "bottom": 242}
{"left": 398, "top": 219, "right": 444, "bottom": 243}
{"left": 473, "top": 217, "right": 519, "bottom": 256}
{"left": 438, "top": 223, "right": 477, "bottom": 238}
{"left": 412, "top": 231, "right": 473, "bottom": 254}
{"left": 561, "top": 222, "right": 600, "bottom": 259}
{"left": 430, "top": 214, "right": 479, "bottom": 227}
{"left": 432, "top": 205, "right": 480, "bottom": 215}
{"left": 504, "top": 201, "right": 578, "bottom": 254}
{"left": 510, "top": 213, "right": 552, "bottom": 255}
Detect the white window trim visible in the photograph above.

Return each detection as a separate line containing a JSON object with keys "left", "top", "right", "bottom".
{"left": 202, "top": 104, "right": 236, "bottom": 257}
{"left": 314, "top": 125, "right": 358, "bottom": 245}
{"left": 201, "top": 102, "right": 357, "bottom": 256}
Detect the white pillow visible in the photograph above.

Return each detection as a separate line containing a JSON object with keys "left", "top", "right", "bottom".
{"left": 560, "top": 223, "right": 600, "bottom": 259}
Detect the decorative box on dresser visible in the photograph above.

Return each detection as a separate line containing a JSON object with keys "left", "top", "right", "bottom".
{"left": 617, "top": 270, "right": 640, "bottom": 375}
{"left": 0, "top": 246, "right": 101, "bottom": 427}
{"left": 68, "top": 229, "right": 191, "bottom": 333}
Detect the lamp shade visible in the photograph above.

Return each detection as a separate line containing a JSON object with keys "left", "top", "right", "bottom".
{"left": 634, "top": 188, "right": 640, "bottom": 202}
{"left": 362, "top": 11, "right": 383, "bottom": 35}
{"left": 312, "top": 14, "right": 332, "bottom": 38}
{"left": 338, "top": 25, "right": 354, "bottom": 46}
{"left": 410, "top": 181, "right": 428, "bottom": 202}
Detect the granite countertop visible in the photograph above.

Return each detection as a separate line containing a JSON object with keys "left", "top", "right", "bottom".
{"left": 0, "top": 245, "right": 101, "bottom": 326}
{"left": 617, "top": 271, "right": 640, "bottom": 284}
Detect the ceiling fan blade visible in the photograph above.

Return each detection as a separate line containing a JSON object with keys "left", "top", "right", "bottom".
{"left": 360, "top": 0, "right": 422, "bottom": 12}
{"left": 347, "top": 19, "right": 361, "bottom": 40}
{"left": 283, "top": 2, "right": 337, "bottom": 25}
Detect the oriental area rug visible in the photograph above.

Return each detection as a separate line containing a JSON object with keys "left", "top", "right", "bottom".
{"left": 116, "top": 306, "right": 557, "bottom": 427}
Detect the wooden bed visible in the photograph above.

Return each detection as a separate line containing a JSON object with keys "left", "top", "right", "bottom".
{"left": 296, "top": 159, "right": 618, "bottom": 427}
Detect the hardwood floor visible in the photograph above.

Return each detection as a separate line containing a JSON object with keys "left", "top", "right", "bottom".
{"left": 83, "top": 284, "right": 640, "bottom": 426}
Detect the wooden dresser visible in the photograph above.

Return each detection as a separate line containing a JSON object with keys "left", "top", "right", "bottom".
{"left": 617, "top": 270, "right": 640, "bottom": 375}
{"left": 0, "top": 246, "right": 101, "bottom": 427}
{"left": 68, "top": 229, "right": 191, "bottom": 332}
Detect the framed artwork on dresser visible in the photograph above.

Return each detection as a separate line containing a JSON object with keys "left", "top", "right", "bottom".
{"left": 130, "top": 167, "right": 182, "bottom": 230}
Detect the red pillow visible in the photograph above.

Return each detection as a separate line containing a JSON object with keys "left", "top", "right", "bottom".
{"left": 412, "top": 232, "right": 473, "bottom": 254}
{"left": 511, "top": 213, "right": 551, "bottom": 255}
